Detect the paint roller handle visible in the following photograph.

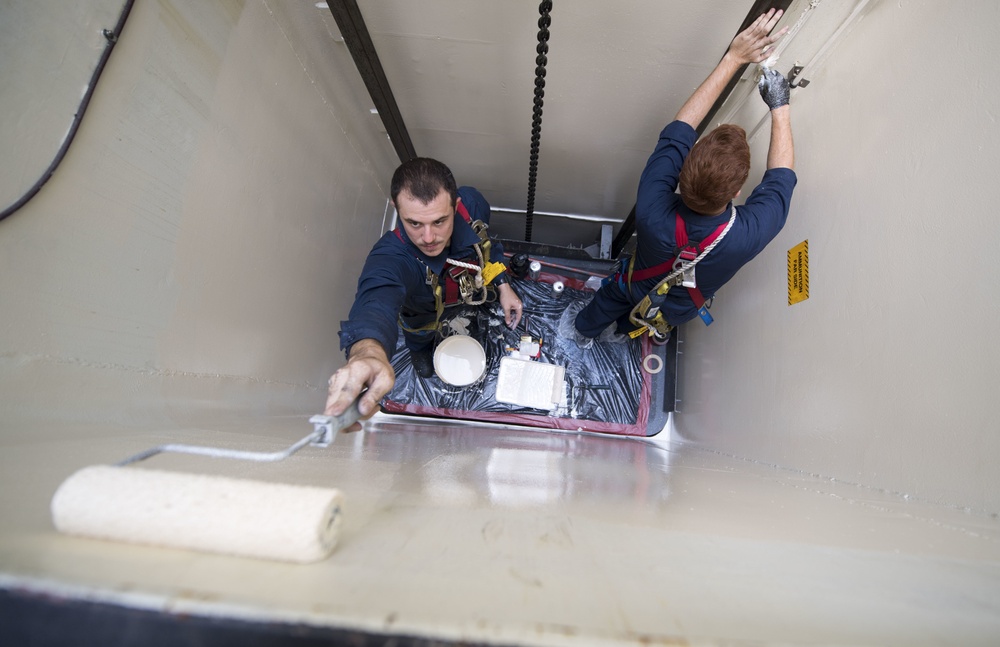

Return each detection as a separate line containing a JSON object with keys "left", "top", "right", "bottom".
{"left": 114, "top": 400, "right": 363, "bottom": 467}
{"left": 309, "top": 395, "right": 364, "bottom": 445}
{"left": 325, "top": 339, "right": 395, "bottom": 426}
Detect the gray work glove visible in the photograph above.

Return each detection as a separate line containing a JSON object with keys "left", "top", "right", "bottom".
{"left": 758, "top": 67, "right": 790, "bottom": 110}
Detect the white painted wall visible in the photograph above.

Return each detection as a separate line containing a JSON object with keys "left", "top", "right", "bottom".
{"left": 678, "top": 0, "right": 1000, "bottom": 513}
{"left": 0, "top": 0, "right": 397, "bottom": 427}
{"left": 1, "top": 3, "right": 999, "bottom": 643}
{"left": 1, "top": 0, "right": 996, "bottom": 523}
{"left": 0, "top": 0, "right": 123, "bottom": 208}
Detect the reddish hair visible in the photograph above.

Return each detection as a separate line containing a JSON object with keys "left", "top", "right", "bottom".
{"left": 678, "top": 124, "right": 750, "bottom": 215}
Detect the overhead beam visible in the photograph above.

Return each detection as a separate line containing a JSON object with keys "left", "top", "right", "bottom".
{"left": 327, "top": 0, "right": 417, "bottom": 163}
{"left": 696, "top": 0, "right": 794, "bottom": 135}
{"left": 611, "top": 0, "right": 792, "bottom": 258}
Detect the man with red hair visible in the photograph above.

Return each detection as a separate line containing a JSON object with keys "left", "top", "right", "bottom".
{"left": 574, "top": 9, "right": 796, "bottom": 343}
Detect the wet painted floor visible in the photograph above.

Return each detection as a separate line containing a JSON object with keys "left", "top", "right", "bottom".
{"left": 2, "top": 414, "right": 1000, "bottom": 645}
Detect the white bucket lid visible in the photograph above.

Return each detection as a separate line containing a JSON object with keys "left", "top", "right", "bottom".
{"left": 433, "top": 335, "right": 486, "bottom": 386}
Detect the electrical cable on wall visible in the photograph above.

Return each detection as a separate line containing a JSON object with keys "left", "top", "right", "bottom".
{"left": 0, "top": 0, "right": 135, "bottom": 223}
{"left": 524, "top": 0, "right": 552, "bottom": 243}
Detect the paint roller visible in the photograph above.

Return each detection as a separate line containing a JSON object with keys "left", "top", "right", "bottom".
{"left": 50, "top": 400, "right": 362, "bottom": 563}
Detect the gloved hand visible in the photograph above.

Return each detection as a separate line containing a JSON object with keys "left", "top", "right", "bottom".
{"left": 758, "top": 67, "right": 790, "bottom": 110}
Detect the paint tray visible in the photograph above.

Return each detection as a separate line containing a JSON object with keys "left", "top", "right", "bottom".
{"left": 494, "top": 357, "right": 565, "bottom": 410}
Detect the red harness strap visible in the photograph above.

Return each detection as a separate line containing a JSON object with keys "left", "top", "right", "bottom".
{"left": 625, "top": 212, "right": 727, "bottom": 284}
{"left": 673, "top": 213, "right": 727, "bottom": 308}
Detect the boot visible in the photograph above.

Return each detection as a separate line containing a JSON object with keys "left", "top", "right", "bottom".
{"left": 410, "top": 348, "right": 435, "bottom": 378}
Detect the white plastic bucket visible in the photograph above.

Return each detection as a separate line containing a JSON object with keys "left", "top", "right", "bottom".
{"left": 433, "top": 335, "right": 486, "bottom": 386}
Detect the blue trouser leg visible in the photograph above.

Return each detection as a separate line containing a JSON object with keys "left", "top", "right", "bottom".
{"left": 400, "top": 310, "right": 438, "bottom": 354}
{"left": 403, "top": 329, "right": 435, "bottom": 354}
{"left": 574, "top": 281, "right": 635, "bottom": 338}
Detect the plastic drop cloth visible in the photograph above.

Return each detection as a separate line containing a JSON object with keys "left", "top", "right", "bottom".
{"left": 382, "top": 272, "right": 655, "bottom": 436}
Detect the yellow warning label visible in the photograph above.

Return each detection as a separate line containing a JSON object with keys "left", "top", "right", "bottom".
{"left": 788, "top": 240, "right": 809, "bottom": 305}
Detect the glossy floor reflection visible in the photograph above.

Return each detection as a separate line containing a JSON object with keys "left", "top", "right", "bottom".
{"left": 2, "top": 414, "right": 1000, "bottom": 645}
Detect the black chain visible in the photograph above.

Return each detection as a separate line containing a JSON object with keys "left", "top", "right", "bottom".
{"left": 524, "top": 0, "right": 552, "bottom": 243}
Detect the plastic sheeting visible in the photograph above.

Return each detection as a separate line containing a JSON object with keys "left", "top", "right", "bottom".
{"left": 382, "top": 272, "right": 656, "bottom": 436}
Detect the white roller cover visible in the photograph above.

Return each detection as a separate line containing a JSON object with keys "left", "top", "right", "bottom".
{"left": 51, "top": 465, "right": 344, "bottom": 563}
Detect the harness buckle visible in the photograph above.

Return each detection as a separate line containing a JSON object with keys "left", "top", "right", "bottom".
{"left": 673, "top": 248, "right": 697, "bottom": 288}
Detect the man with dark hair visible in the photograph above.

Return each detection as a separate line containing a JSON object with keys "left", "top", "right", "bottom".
{"left": 574, "top": 9, "right": 796, "bottom": 342}
{"left": 326, "top": 158, "right": 522, "bottom": 424}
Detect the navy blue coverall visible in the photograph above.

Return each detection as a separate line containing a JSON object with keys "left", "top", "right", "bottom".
{"left": 339, "top": 186, "right": 504, "bottom": 359}
{"left": 575, "top": 120, "right": 797, "bottom": 337}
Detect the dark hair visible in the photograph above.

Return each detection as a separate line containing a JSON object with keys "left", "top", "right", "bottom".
{"left": 678, "top": 124, "right": 750, "bottom": 215}
{"left": 390, "top": 158, "right": 458, "bottom": 206}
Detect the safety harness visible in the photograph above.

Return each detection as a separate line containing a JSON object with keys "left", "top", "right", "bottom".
{"left": 394, "top": 201, "right": 506, "bottom": 334}
{"left": 626, "top": 206, "right": 736, "bottom": 337}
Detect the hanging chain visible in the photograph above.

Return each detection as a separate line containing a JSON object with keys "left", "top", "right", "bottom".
{"left": 524, "top": 0, "right": 552, "bottom": 242}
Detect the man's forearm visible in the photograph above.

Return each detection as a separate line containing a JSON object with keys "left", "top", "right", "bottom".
{"left": 349, "top": 338, "right": 389, "bottom": 363}
{"left": 767, "top": 105, "right": 793, "bottom": 170}
{"left": 496, "top": 282, "right": 523, "bottom": 329}
{"left": 327, "top": 337, "right": 395, "bottom": 419}
{"left": 674, "top": 10, "right": 788, "bottom": 129}
{"left": 675, "top": 53, "right": 743, "bottom": 129}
